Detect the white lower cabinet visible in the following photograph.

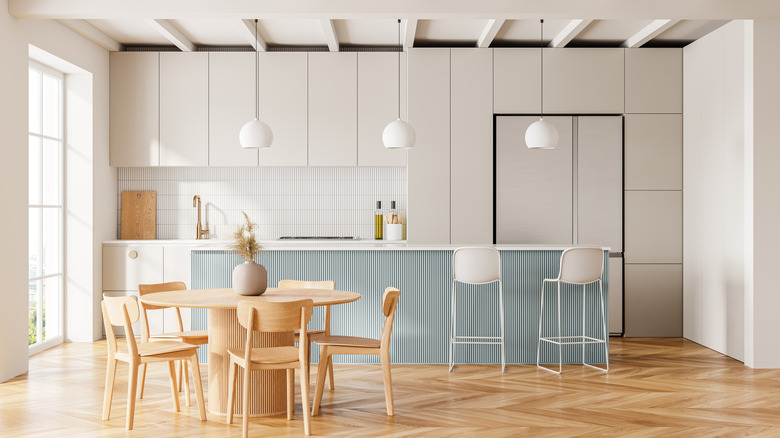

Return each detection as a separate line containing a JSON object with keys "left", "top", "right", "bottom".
{"left": 103, "top": 244, "right": 193, "bottom": 336}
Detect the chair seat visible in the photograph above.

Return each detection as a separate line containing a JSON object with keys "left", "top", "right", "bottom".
{"left": 151, "top": 330, "right": 209, "bottom": 344}
{"left": 118, "top": 340, "right": 197, "bottom": 358}
{"left": 314, "top": 335, "right": 380, "bottom": 349}
{"left": 227, "top": 346, "right": 300, "bottom": 365}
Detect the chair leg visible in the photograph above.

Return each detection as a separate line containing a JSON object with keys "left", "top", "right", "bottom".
{"left": 177, "top": 360, "right": 183, "bottom": 392}
{"left": 327, "top": 357, "right": 335, "bottom": 390}
{"left": 189, "top": 354, "right": 207, "bottom": 420}
{"left": 380, "top": 351, "right": 394, "bottom": 416}
{"left": 102, "top": 358, "right": 117, "bottom": 421}
{"left": 300, "top": 361, "right": 312, "bottom": 435}
{"left": 286, "top": 369, "right": 294, "bottom": 420}
{"left": 499, "top": 279, "right": 506, "bottom": 373}
{"left": 138, "top": 363, "right": 147, "bottom": 399}
{"left": 226, "top": 359, "right": 237, "bottom": 425}
{"left": 168, "top": 360, "right": 180, "bottom": 413}
{"left": 126, "top": 362, "right": 139, "bottom": 430}
{"left": 242, "top": 365, "right": 250, "bottom": 438}
{"left": 312, "top": 347, "right": 330, "bottom": 416}
{"left": 183, "top": 359, "right": 191, "bottom": 407}
{"left": 449, "top": 279, "right": 457, "bottom": 372}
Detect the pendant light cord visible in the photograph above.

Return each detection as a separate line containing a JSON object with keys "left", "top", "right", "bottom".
{"left": 540, "top": 19, "right": 544, "bottom": 119}
{"left": 255, "top": 19, "right": 259, "bottom": 120}
{"left": 397, "top": 19, "right": 401, "bottom": 119}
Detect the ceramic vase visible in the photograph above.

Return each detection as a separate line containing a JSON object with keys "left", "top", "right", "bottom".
{"left": 232, "top": 260, "right": 268, "bottom": 296}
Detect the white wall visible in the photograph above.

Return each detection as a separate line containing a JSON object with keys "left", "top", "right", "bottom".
{"left": 684, "top": 19, "right": 780, "bottom": 368}
{"left": 0, "top": 1, "right": 112, "bottom": 381}
{"left": 747, "top": 20, "right": 780, "bottom": 369}
{"left": 683, "top": 20, "right": 747, "bottom": 361}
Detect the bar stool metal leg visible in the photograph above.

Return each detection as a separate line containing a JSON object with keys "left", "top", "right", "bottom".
{"left": 499, "top": 279, "right": 505, "bottom": 373}
{"left": 449, "top": 279, "right": 457, "bottom": 372}
{"left": 556, "top": 282, "right": 562, "bottom": 374}
{"left": 536, "top": 279, "right": 546, "bottom": 370}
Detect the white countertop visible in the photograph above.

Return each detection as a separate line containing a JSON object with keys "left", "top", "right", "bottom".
{"left": 103, "top": 239, "right": 610, "bottom": 251}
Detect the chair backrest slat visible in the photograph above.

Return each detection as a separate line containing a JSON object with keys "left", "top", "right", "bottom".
{"left": 558, "top": 247, "right": 604, "bottom": 284}
{"left": 237, "top": 299, "right": 314, "bottom": 333}
{"left": 380, "top": 287, "right": 401, "bottom": 349}
{"left": 138, "top": 281, "right": 187, "bottom": 310}
{"left": 102, "top": 295, "right": 141, "bottom": 357}
{"left": 453, "top": 247, "right": 501, "bottom": 284}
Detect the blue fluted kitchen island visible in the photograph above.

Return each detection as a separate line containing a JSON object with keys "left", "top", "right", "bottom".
{"left": 191, "top": 243, "right": 609, "bottom": 366}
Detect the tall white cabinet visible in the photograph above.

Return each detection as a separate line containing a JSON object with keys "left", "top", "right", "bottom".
{"left": 407, "top": 49, "right": 451, "bottom": 244}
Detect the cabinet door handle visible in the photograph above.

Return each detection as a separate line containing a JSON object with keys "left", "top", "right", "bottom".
{"left": 128, "top": 250, "right": 139, "bottom": 260}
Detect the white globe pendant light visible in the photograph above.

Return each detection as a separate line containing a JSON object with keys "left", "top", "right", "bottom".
{"left": 240, "top": 19, "right": 273, "bottom": 149}
{"left": 525, "top": 19, "right": 558, "bottom": 150}
{"left": 383, "top": 19, "right": 416, "bottom": 149}
{"left": 240, "top": 118, "right": 273, "bottom": 149}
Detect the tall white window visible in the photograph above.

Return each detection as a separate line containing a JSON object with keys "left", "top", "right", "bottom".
{"left": 28, "top": 61, "right": 64, "bottom": 353}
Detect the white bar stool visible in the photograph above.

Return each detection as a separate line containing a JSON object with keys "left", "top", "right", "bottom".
{"left": 449, "top": 247, "right": 505, "bottom": 373}
{"left": 537, "top": 247, "right": 608, "bottom": 374}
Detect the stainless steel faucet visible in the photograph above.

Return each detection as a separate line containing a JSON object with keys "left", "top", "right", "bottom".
{"left": 193, "top": 195, "right": 210, "bottom": 240}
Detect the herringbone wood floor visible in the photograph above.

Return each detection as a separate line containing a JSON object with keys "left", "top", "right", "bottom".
{"left": 2, "top": 338, "right": 780, "bottom": 437}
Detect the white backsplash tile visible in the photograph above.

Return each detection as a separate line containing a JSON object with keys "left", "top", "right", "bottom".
{"left": 117, "top": 167, "right": 407, "bottom": 240}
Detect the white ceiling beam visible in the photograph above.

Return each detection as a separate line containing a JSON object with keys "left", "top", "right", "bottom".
{"left": 11, "top": 0, "right": 780, "bottom": 20}
{"left": 477, "top": 19, "right": 505, "bottom": 48}
{"left": 146, "top": 19, "right": 195, "bottom": 51}
{"left": 550, "top": 19, "right": 592, "bottom": 48}
{"left": 321, "top": 19, "right": 339, "bottom": 51}
{"left": 58, "top": 19, "right": 122, "bottom": 51}
{"left": 622, "top": 19, "right": 680, "bottom": 48}
{"left": 403, "top": 19, "right": 417, "bottom": 50}
{"left": 239, "top": 19, "right": 268, "bottom": 51}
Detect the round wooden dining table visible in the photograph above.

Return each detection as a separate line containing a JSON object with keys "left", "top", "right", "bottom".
{"left": 139, "top": 287, "right": 361, "bottom": 417}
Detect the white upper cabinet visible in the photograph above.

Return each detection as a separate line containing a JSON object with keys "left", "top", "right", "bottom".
{"left": 493, "top": 48, "right": 540, "bottom": 114}
{"left": 625, "top": 48, "right": 682, "bottom": 114}
{"left": 357, "top": 52, "right": 406, "bottom": 167}
{"left": 208, "top": 52, "right": 258, "bottom": 166}
{"left": 110, "top": 52, "right": 159, "bottom": 166}
{"left": 308, "top": 52, "right": 358, "bottom": 166}
{"left": 257, "top": 52, "right": 309, "bottom": 166}
{"left": 159, "top": 52, "right": 209, "bottom": 166}
{"left": 543, "top": 48, "right": 624, "bottom": 114}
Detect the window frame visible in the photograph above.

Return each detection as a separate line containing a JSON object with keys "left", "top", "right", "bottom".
{"left": 28, "top": 60, "right": 65, "bottom": 355}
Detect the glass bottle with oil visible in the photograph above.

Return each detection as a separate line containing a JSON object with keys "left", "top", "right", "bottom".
{"left": 375, "top": 201, "right": 383, "bottom": 239}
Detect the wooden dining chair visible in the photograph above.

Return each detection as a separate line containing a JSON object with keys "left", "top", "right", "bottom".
{"left": 226, "top": 299, "right": 314, "bottom": 437}
{"left": 279, "top": 279, "right": 336, "bottom": 390}
{"left": 312, "top": 287, "right": 401, "bottom": 416}
{"left": 101, "top": 295, "right": 206, "bottom": 430}
{"left": 137, "top": 281, "right": 209, "bottom": 407}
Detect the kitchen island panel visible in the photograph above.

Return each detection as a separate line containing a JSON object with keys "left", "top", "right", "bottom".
{"left": 191, "top": 249, "right": 609, "bottom": 365}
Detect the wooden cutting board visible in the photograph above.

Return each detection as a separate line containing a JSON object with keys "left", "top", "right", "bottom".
{"left": 121, "top": 191, "right": 156, "bottom": 240}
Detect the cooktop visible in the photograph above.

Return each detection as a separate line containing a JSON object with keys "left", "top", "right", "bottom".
{"left": 278, "top": 236, "right": 355, "bottom": 240}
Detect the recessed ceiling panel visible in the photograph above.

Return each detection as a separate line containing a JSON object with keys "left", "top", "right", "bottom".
{"left": 576, "top": 19, "right": 653, "bottom": 42}
{"left": 260, "top": 19, "right": 325, "bottom": 46}
{"left": 173, "top": 19, "right": 247, "bottom": 46}
{"left": 416, "top": 19, "right": 488, "bottom": 44}
{"left": 86, "top": 19, "right": 170, "bottom": 45}
{"left": 336, "top": 19, "right": 398, "bottom": 46}
{"left": 654, "top": 19, "right": 729, "bottom": 42}
{"left": 495, "top": 19, "right": 570, "bottom": 45}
